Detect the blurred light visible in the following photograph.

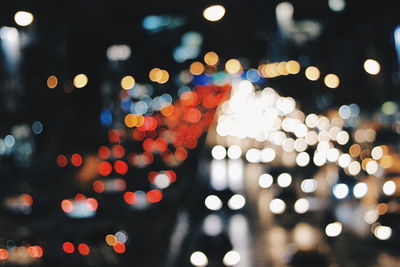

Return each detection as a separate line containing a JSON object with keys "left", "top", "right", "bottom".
{"left": 246, "top": 148, "right": 260, "bottom": 163}
{"left": 73, "top": 74, "right": 88, "bottom": 88}
{"left": 190, "top": 62, "right": 205, "bottom": 75}
{"left": 364, "top": 59, "right": 380, "bottom": 75}
{"left": 338, "top": 153, "right": 351, "bottom": 168}
{"left": 78, "top": 243, "right": 90, "bottom": 256}
{"left": 211, "top": 145, "right": 226, "bottom": 160}
{"left": 115, "top": 231, "right": 128, "bottom": 244}
{"left": 269, "top": 198, "right": 286, "bottom": 214}
{"left": 204, "top": 51, "right": 219, "bottom": 65}
{"left": 121, "top": 76, "right": 135, "bottom": 90}
{"left": 62, "top": 242, "right": 75, "bottom": 254}
{"left": 238, "top": 80, "right": 253, "bottom": 94}
{"left": 105, "top": 235, "right": 117, "bottom": 246}
{"left": 228, "top": 194, "right": 246, "bottom": 210}
{"left": 14, "top": 11, "right": 34, "bottom": 26}
{"left": 149, "top": 68, "right": 163, "bottom": 82}
{"left": 339, "top": 105, "right": 351, "bottom": 119}
{"left": 333, "top": 183, "right": 349, "bottom": 199}
{"left": 324, "top": 74, "right": 340, "bottom": 88}
{"left": 190, "top": 251, "right": 208, "bottom": 267}
{"left": 227, "top": 145, "right": 242, "bottom": 159}
{"left": 205, "top": 195, "right": 222, "bottom": 211}
{"left": 0, "top": 248, "right": 8, "bottom": 260}
{"left": 348, "top": 161, "right": 361, "bottom": 176}
{"left": 261, "top": 148, "right": 276, "bottom": 162}
{"left": 336, "top": 131, "right": 349, "bottom": 145}
{"left": 366, "top": 160, "right": 378, "bottom": 175}
{"left": 4, "top": 135, "right": 15, "bottom": 147}
{"left": 277, "top": 173, "right": 292, "bottom": 187}
{"left": 296, "top": 152, "right": 310, "bottom": 167}
{"left": 364, "top": 210, "right": 378, "bottom": 224}
{"left": 107, "top": 45, "right": 131, "bottom": 61}
{"left": 353, "top": 183, "right": 368, "bottom": 198}
{"left": 258, "top": 174, "right": 273, "bottom": 188}
{"left": 286, "top": 60, "right": 301, "bottom": 74}
{"left": 225, "top": 59, "right": 241, "bottom": 74}
{"left": 301, "top": 179, "right": 317, "bottom": 193}
{"left": 113, "top": 243, "right": 126, "bottom": 254}
{"left": 305, "top": 66, "right": 320, "bottom": 81}
{"left": 32, "top": 121, "right": 43, "bottom": 134}
{"left": 203, "top": 214, "right": 223, "bottom": 236}
{"left": 325, "top": 222, "right": 342, "bottom": 237}
{"left": 381, "top": 101, "right": 397, "bottom": 115}
{"left": 154, "top": 173, "right": 171, "bottom": 189}
{"left": 374, "top": 226, "right": 392, "bottom": 240}
{"left": 371, "top": 146, "right": 383, "bottom": 160}
{"left": 47, "top": 75, "right": 58, "bottom": 89}
{"left": 203, "top": 5, "right": 226, "bottom": 22}
{"left": 223, "top": 250, "right": 241, "bottom": 266}
{"left": 383, "top": 180, "right": 396, "bottom": 196}
{"left": 328, "top": 0, "right": 346, "bottom": 12}
{"left": 294, "top": 198, "right": 309, "bottom": 214}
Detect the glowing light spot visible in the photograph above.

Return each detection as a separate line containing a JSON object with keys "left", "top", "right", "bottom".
{"left": 227, "top": 145, "right": 242, "bottom": 160}
{"left": 325, "top": 222, "right": 342, "bottom": 237}
{"left": 158, "top": 70, "right": 170, "bottom": 84}
{"left": 47, "top": 75, "right": 58, "bottom": 89}
{"left": 261, "top": 148, "right": 276, "bottom": 163}
{"left": 348, "top": 161, "right": 361, "bottom": 176}
{"left": 269, "top": 198, "right": 286, "bottom": 214}
{"left": 305, "top": 66, "right": 320, "bottom": 81}
{"left": 71, "top": 153, "right": 83, "bottom": 167}
{"left": 227, "top": 194, "right": 246, "bottom": 210}
{"left": 62, "top": 242, "right": 74, "bottom": 254}
{"left": 364, "top": 59, "right": 380, "bottom": 75}
{"left": 56, "top": 154, "right": 68, "bottom": 167}
{"left": 149, "top": 68, "right": 163, "bottom": 82}
{"left": 296, "top": 152, "right": 310, "bottom": 167}
{"left": 189, "top": 62, "right": 205, "bottom": 75}
{"left": 105, "top": 235, "right": 117, "bottom": 246}
{"left": 259, "top": 174, "right": 273, "bottom": 188}
{"left": 93, "top": 180, "right": 104, "bottom": 193}
{"left": 301, "top": 179, "right": 317, "bottom": 193}
{"left": 73, "top": 74, "right": 88, "bottom": 88}
{"left": 99, "top": 161, "right": 112, "bottom": 176}
{"left": 61, "top": 199, "right": 74, "bottom": 213}
{"left": 113, "top": 243, "right": 126, "bottom": 254}
{"left": 114, "top": 160, "right": 128, "bottom": 175}
{"left": 286, "top": 60, "right": 301, "bottom": 74}
{"left": 0, "top": 249, "right": 8, "bottom": 260}
{"left": 225, "top": 59, "right": 241, "bottom": 74}
{"left": 190, "top": 251, "right": 208, "bottom": 267}
{"left": 78, "top": 243, "right": 90, "bottom": 256}
{"left": 371, "top": 146, "right": 383, "bottom": 160}
{"left": 203, "top": 5, "right": 226, "bottom": 22}
{"left": 324, "top": 74, "right": 340, "bottom": 88}
{"left": 147, "top": 189, "right": 162, "bottom": 203}
{"left": 366, "top": 160, "right": 378, "bottom": 175}
{"left": 28, "top": 246, "right": 43, "bottom": 258}
{"left": 374, "top": 225, "right": 392, "bottom": 240}
{"left": 204, "top": 51, "right": 219, "bottom": 65}
{"left": 333, "top": 183, "right": 349, "bottom": 199}
{"left": 246, "top": 148, "right": 260, "bottom": 163}
{"left": 383, "top": 180, "right": 396, "bottom": 196}
{"left": 121, "top": 75, "right": 135, "bottom": 90}
{"left": 14, "top": 11, "right": 34, "bottom": 26}
{"left": 277, "top": 173, "right": 292, "bottom": 188}
{"left": 205, "top": 195, "right": 222, "bottom": 211}
{"left": 223, "top": 250, "right": 241, "bottom": 266}
{"left": 353, "top": 183, "right": 368, "bottom": 198}
{"left": 211, "top": 145, "right": 226, "bottom": 160}
{"left": 294, "top": 198, "right": 309, "bottom": 214}
{"left": 124, "top": 192, "right": 137, "bottom": 204}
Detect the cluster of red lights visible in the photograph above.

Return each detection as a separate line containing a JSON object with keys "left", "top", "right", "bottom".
{"left": 56, "top": 153, "right": 83, "bottom": 167}
{"left": 61, "top": 194, "right": 98, "bottom": 213}
{"left": 62, "top": 242, "right": 90, "bottom": 255}
{"left": 0, "top": 245, "right": 43, "bottom": 261}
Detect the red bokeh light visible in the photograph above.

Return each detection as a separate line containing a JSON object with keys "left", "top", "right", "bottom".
{"left": 98, "top": 146, "right": 111, "bottom": 159}
{"left": 87, "top": 198, "right": 98, "bottom": 211}
{"left": 61, "top": 199, "right": 74, "bottom": 213}
{"left": 112, "top": 145, "right": 125, "bottom": 158}
{"left": 147, "top": 189, "right": 163, "bottom": 203}
{"left": 99, "top": 161, "right": 112, "bottom": 176}
{"left": 71, "top": 153, "right": 83, "bottom": 167}
{"left": 28, "top": 246, "right": 43, "bottom": 258}
{"left": 123, "top": 191, "right": 136, "bottom": 204}
{"left": 78, "top": 243, "right": 90, "bottom": 256}
{"left": 22, "top": 194, "right": 33, "bottom": 206}
{"left": 185, "top": 108, "right": 202, "bottom": 123}
{"left": 0, "top": 249, "right": 8, "bottom": 260}
{"left": 62, "top": 242, "right": 75, "bottom": 254}
{"left": 114, "top": 160, "right": 128, "bottom": 175}
{"left": 175, "top": 147, "right": 188, "bottom": 161}
{"left": 113, "top": 243, "right": 126, "bottom": 254}
{"left": 108, "top": 129, "right": 121, "bottom": 143}
{"left": 56, "top": 154, "right": 68, "bottom": 167}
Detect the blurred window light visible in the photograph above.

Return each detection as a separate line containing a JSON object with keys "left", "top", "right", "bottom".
{"left": 258, "top": 174, "right": 273, "bottom": 189}
{"left": 227, "top": 145, "right": 242, "bottom": 159}
{"left": 14, "top": 11, "right": 34, "bottom": 26}
{"left": 121, "top": 76, "right": 135, "bottom": 90}
{"left": 269, "top": 198, "right": 286, "bottom": 214}
{"left": 211, "top": 145, "right": 226, "bottom": 160}
{"left": 296, "top": 152, "right": 310, "bottom": 167}
{"left": 364, "top": 59, "right": 380, "bottom": 75}
{"left": 328, "top": 0, "right": 346, "bottom": 12}
{"left": 205, "top": 195, "right": 223, "bottom": 211}
{"left": 301, "top": 179, "right": 317, "bottom": 193}
{"left": 223, "top": 250, "right": 241, "bottom": 266}
{"left": 190, "top": 251, "right": 208, "bottom": 267}
{"left": 305, "top": 66, "right": 320, "bottom": 81}
{"left": 364, "top": 210, "right": 379, "bottom": 224}
{"left": 374, "top": 225, "right": 392, "bottom": 240}
{"left": 245, "top": 148, "right": 260, "bottom": 163}
{"left": 73, "top": 74, "right": 88, "bottom": 88}
{"left": 107, "top": 45, "right": 131, "bottom": 61}
{"left": 325, "top": 222, "right": 342, "bottom": 237}
{"left": 353, "top": 183, "right": 368, "bottom": 198}
{"left": 383, "top": 180, "right": 396, "bottom": 196}
{"left": 294, "top": 198, "right": 309, "bottom": 213}
{"left": 333, "top": 183, "right": 349, "bottom": 199}
{"left": 277, "top": 173, "right": 292, "bottom": 187}
{"left": 225, "top": 59, "right": 242, "bottom": 74}
{"left": 203, "top": 5, "right": 226, "bottom": 22}
{"left": 261, "top": 148, "right": 276, "bottom": 163}
{"left": 47, "top": 75, "right": 58, "bottom": 89}
{"left": 228, "top": 194, "right": 246, "bottom": 210}
{"left": 204, "top": 51, "right": 219, "bottom": 65}
{"left": 324, "top": 74, "right": 340, "bottom": 88}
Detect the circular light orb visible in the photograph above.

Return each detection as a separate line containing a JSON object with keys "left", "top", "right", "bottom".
{"left": 301, "top": 179, "right": 317, "bottom": 193}
{"left": 14, "top": 11, "right": 34, "bottom": 26}
{"left": 333, "top": 183, "right": 349, "bottom": 199}
{"left": 324, "top": 74, "right": 340, "bottom": 88}
{"left": 228, "top": 194, "right": 246, "bottom": 210}
{"left": 227, "top": 145, "right": 242, "bottom": 159}
{"left": 245, "top": 148, "right": 260, "bottom": 163}
{"left": 325, "top": 222, "right": 342, "bottom": 237}
{"left": 353, "top": 183, "right": 368, "bottom": 198}
{"left": 305, "top": 66, "right": 320, "bottom": 81}
{"left": 296, "top": 152, "right": 310, "bottom": 167}
{"left": 204, "top": 195, "right": 223, "bottom": 211}
{"left": 203, "top": 5, "right": 226, "bottom": 22}
{"left": 383, "top": 180, "right": 396, "bottom": 196}
{"left": 364, "top": 59, "right": 380, "bottom": 75}
{"left": 328, "top": 0, "right": 346, "bottom": 12}
{"left": 374, "top": 225, "right": 392, "bottom": 240}
{"left": 258, "top": 174, "right": 273, "bottom": 189}
{"left": 73, "top": 74, "right": 88, "bottom": 88}
{"left": 121, "top": 76, "right": 135, "bottom": 90}
{"left": 190, "top": 251, "right": 208, "bottom": 267}
{"left": 223, "top": 250, "right": 241, "bottom": 266}
{"left": 277, "top": 173, "right": 292, "bottom": 188}
{"left": 261, "top": 148, "right": 276, "bottom": 162}
{"left": 269, "top": 198, "right": 286, "bottom": 214}
{"left": 294, "top": 198, "right": 309, "bottom": 214}
{"left": 211, "top": 145, "right": 226, "bottom": 160}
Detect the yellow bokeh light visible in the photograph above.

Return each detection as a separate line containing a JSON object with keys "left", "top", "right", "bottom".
{"left": 349, "top": 144, "right": 361, "bottom": 158}
{"left": 380, "top": 155, "right": 393, "bottom": 169}
{"left": 364, "top": 59, "right": 380, "bottom": 75}
{"left": 158, "top": 70, "right": 170, "bottom": 84}
{"left": 124, "top": 114, "right": 136, "bottom": 128}
{"left": 225, "top": 59, "right": 241, "bottom": 74}
{"left": 47, "top": 75, "right": 58, "bottom": 89}
{"left": 203, "top": 5, "right": 226, "bottom": 22}
{"left": 305, "top": 66, "right": 320, "bottom": 81}
{"left": 286, "top": 60, "right": 301, "bottom": 74}
{"left": 121, "top": 76, "right": 135, "bottom": 90}
{"left": 73, "top": 74, "right": 88, "bottom": 88}
{"left": 14, "top": 11, "right": 34, "bottom": 26}
{"left": 189, "top": 62, "right": 205, "bottom": 75}
{"left": 149, "top": 68, "right": 163, "bottom": 82}
{"left": 324, "top": 74, "right": 340, "bottom": 88}
{"left": 204, "top": 52, "right": 219, "bottom": 66}
{"left": 105, "top": 234, "right": 117, "bottom": 246}
{"left": 278, "top": 62, "right": 289, "bottom": 75}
